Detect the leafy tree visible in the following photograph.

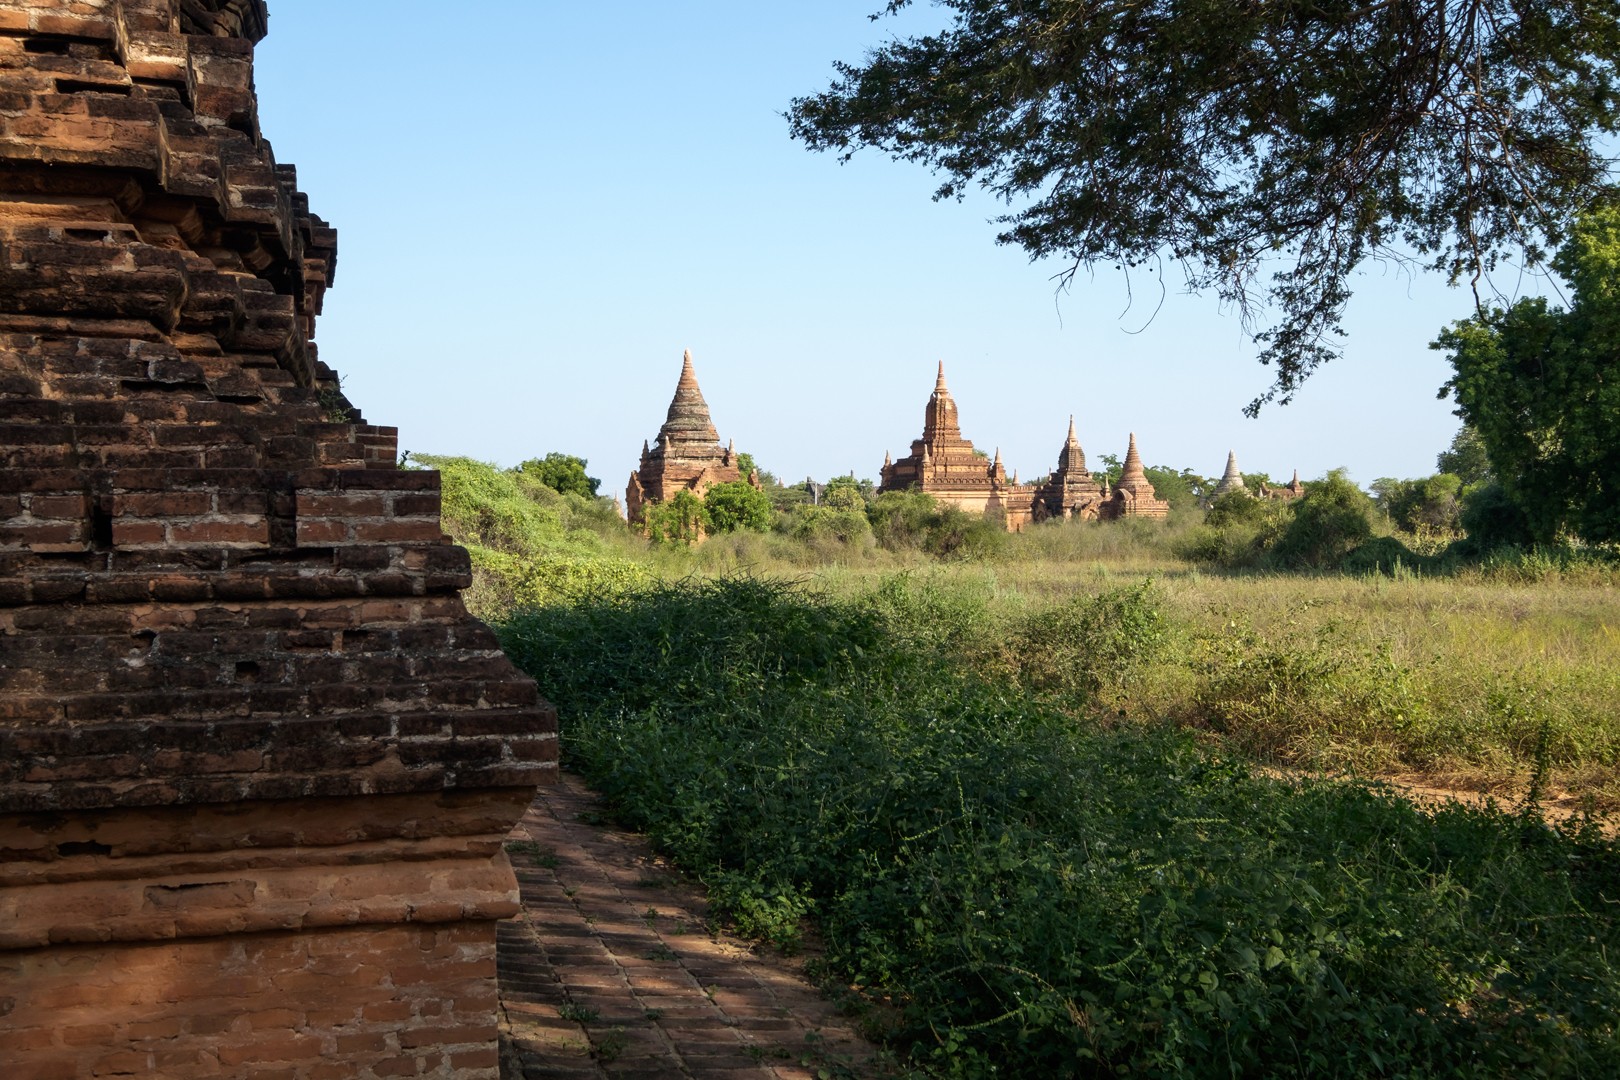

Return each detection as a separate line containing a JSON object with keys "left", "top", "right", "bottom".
{"left": 1458, "top": 481, "right": 1538, "bottom": 550}
{"left": 1436, "top": 205, "right": 1620, "bottom": 544}
{"left": 1241, "top": 471, "right": 1276, "bottom": 492}
{"left": 1141, "top": 466, "right": 1208, "bottom": 511}
{"left": 516, "top": 452, "right": 600, "bottom": 499}
{"left": 644, "top": 490, "right": 709, "bottom": 546}
{"left": 790, "top": 1, "right": 1620, "bottom": 411}
{"left": 1436, "top": 426, "right": 1492, "bottom": 488}
{"left": 821, "top": 474, "right": 871, "bottom": 511}
{"left": 1270, "top": 470, "right": 1376, "bottom": 568}
{"left": 704, "top": 480, "right": 773, "bottom": 534}
{"left": 1371, "top": 474, "right": 1464, "bottom": 533}
{"left": 1205, "top": 490, "right": 1269, "bottom": 530}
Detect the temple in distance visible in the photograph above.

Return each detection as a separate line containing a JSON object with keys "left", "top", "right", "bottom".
{"left": 879, "top": 364, "right": 1170, "bottom": 529}
{"left": 625, "top": 350, "right": 754, "bottom": 523}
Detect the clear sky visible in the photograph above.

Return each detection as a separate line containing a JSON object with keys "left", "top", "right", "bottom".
{"left": 252, "top": 1, "right": 1526, "bottom": 497}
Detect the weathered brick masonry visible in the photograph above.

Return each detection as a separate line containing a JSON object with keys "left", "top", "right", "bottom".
{"left": 0, "top": 2, "right": 555, "bottom": 1076}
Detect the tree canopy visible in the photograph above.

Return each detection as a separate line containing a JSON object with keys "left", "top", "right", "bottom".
{"left": 1435, "top": 204, "right": 1620, "bottom": 544}
{"left": 704, "top": 480, "right": 775, "bottom": 534}
{"left": 516, "top": 452, "right": 600, "bottom": 499}
{"left": 789, "top": 0, "right": 1620, "bottom": 412}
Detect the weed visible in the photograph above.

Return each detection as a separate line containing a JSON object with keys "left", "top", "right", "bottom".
{"left": 557, "top": 1002, "right": 599, "bottom": 1024}
{"left": 590, "top": 1026, "right": 627, "bottom": 1063}
{"left": 642, "top": 944, "right": 677, "bottom": 962}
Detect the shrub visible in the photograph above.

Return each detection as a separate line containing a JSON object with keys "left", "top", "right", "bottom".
{"left": 703, "top": 480, "right": 772, "bottom": 534}
{"left": 645, "top": 490, "right": 708, "bottom": 545}
{"left": 515, "top": 452, "right": 600, "bottom": 498}
{"left": 500, "top": 579, "right": 1620, "bottom": 1078}
{"left": 1269, "top": 470, "right": 1376, "bottom": 569}
{"left": 1006, "top": 579, "right": 1167, "bottom": 708}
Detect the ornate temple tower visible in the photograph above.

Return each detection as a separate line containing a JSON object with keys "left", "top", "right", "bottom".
{"left": 625, "top": 349, "right": 744, "bottom": 523}
{"left": 0, "top": 4, "right": 552, "bottom": 1076}
{"left": 879, "top": 363, "right": 1030, "bottom": 523}
{"left": 1035, "top": 416, "right": 1108, "bottom": 521}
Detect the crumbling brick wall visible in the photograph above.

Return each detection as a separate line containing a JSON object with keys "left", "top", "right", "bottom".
{"left": 0, "top": 2, "right": 555, "bottom": 1077}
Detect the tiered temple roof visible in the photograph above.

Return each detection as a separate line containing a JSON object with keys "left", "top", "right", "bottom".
{"left": 878, "top": 364, "right": 1033, "bottom": 525}
{"left": 1035, "top": 415, "right": 1107, "bottom": 521}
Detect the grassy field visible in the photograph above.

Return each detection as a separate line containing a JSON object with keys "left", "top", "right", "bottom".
{"left": 670, "top": 520, "right": 1620, "bottom": 809}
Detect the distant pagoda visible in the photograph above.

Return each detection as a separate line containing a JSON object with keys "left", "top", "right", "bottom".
{"left": 1259, "top": 469, "right": 1306, "bottom": 501}
{"left": 1212, "top": 450, "right": 1248, "bottom": 498}
{"left": 1034, "top": 416, "right": 1107, "bottom": 521}
{"left": 626, "top": 350, "right": 746, "bottom": 523}
{"left": 878, "top": 363, "right": 1030, "bottom": 526}
{"left": 1100, "top": 433, "right": 1170, "bottom": 519}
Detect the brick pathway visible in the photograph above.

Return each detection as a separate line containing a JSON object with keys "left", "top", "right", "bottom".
{"left": 497, "top": 773, "right": 888, "bottom": 1079}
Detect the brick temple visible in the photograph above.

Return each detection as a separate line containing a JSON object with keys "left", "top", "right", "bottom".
{"left": 879, "top": 364, "right": 1170, "bottom": 526}
{"left": 0, "top": 3, "right": 553, "bottom": 1077}
{"left": 624, "top": 349, "right": 751, "bottom": 525}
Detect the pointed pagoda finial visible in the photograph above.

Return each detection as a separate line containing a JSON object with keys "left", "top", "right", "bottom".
{"left": 884, "top": 449, "right": 892, "bottom": 466}
{"left": 1214, "top": 449, "right": 1246, "bottom": 496}
{"left": 658, "top": 348, "right": 720, "bottom": 446}
{"left": 993, "top": 447, "right": 1002, "bottom": 466}
{"left": 1067, "top": 414, "right": 1078, "bottom": 445}
{"left": 1292, "top": 468, "right": 1300, "bottom": 484}
{"left": 1120, "top": 432, "right": 1147, "bottom": 482}
{"left": 935, "top": 360, "right": 948, "bottom": 391}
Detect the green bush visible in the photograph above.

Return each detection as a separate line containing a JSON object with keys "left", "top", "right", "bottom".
{"left": 645, "top": 489, "right": 708, "bottom": 545}
{"left": 1007, "top": 579, "right": 1167, "bottom": 708}
{"left": 703, "top": 480, "right": 773, "bottom": 534}
{"left": 1270, "top": 471, "right": 1376, "bottom": 569}
{"left": 866, "top": 491, "right": 1008, "bottom": 560}
{"left": 417, "top": 454, "right": 639, "bottom": 617}
{"left": 499, "top": 579, "right": 1620, "bottom": 1078}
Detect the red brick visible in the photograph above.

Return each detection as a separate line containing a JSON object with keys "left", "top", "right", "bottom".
{"left": 352, "top": 520, "right": 443, "bottom": 543}
{"left": 398, "top": 1023, "right": 495, "bottom": 1049}
{"left": 294, "top": 519, "right": 348, "bottom": 545}
{"left": 169, "top": 519, "right": 269, "bottom": 545}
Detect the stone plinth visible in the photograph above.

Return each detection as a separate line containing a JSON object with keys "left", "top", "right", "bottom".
{"left": 0, "top": 3, "right": 553, "bottom": 1077}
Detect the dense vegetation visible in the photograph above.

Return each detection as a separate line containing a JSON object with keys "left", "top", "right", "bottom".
{"left": 500, "top": 576, "right": 1620, "bottom": 1077}
{"left": 427, "top": 449, "right": 1620, "bottom": 1073}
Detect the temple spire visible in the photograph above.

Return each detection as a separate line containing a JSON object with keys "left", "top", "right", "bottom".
{"left": 1120, "top": 432, "right": 1146, "bottom": 482}
{"left": 935, "top": 360, "right": 948, "bottom": 391}
{"left": 1066, "top": 414, "right": 1078, "bottom": 446}
{"left": 657, "top": 348, "right": 720, "bottom": 448}
{"left": 1213, "top": 449, "right": 1246, "bottom": 496}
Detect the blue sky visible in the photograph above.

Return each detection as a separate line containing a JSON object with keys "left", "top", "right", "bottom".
{"left": 253, "top": 1, "right": 1515, "bottom": 496}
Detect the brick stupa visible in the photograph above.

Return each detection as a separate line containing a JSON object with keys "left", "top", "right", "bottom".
{"left": 0, "top": 3, "right": 554, "bottom": 1077}
{"left": 625, "top": 349, "right": 743, "bottom": 524}
{"left": 1212, "top": 449, "right": 1248, "bottom": 497}
{"left": 1100, "top": 433, "right": 1170, "bottom": 519}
